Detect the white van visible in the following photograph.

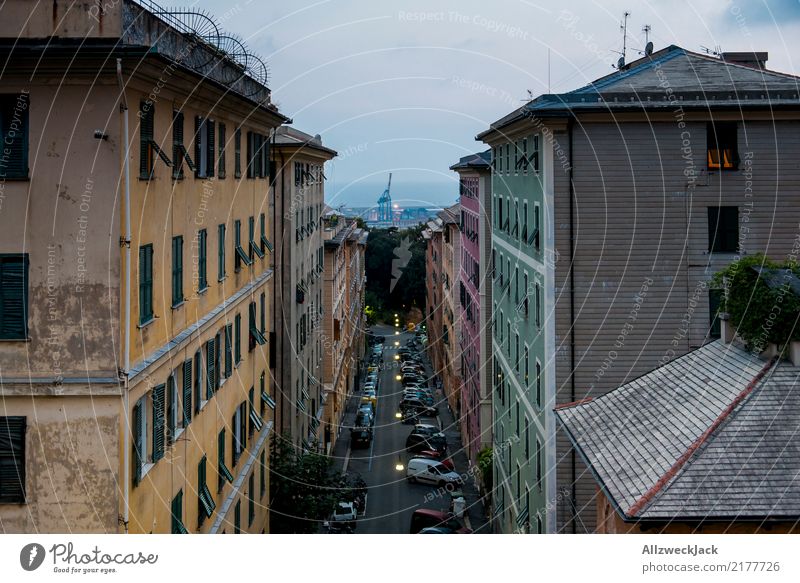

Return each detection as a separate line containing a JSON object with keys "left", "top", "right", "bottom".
{"left": 406, "top": 458, "right": 462, "bottom": 486}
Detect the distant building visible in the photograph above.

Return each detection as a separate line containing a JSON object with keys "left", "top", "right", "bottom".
{"left": 450, "top": 151, "right": 493, "bottom": 465}
{"left": 478, "top": 44, "right": 800, "bottom": 533}
{"left": 0, "top": 0, "right": 285, "bottom": 533}
{"left": 271, "top": 127, "right": 337, "bottom": 453}
{"left": 321, "top": 212, "right": 368, "bottom": 452}
{"left": 556, "top": 335, "right": 800, "bottom": 534}
{"left": 438, "top": 205, "right": 462, "bottom": 416}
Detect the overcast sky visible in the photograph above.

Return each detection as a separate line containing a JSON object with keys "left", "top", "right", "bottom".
{"left": 190, "top": 0, "right": 800, "bottom": 208}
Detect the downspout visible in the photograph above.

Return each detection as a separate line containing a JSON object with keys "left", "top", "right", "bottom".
{"left": 116, "top": 58, "right": 132, "bottom": 534}
{"left": 567, "top": 117, "right": 577, "bottom": 534}
{"left": 279, "top": 150, "right": 286, "bottom": 436}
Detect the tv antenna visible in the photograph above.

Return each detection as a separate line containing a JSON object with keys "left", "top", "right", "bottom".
{"left": 612, "top": 11, "right": 631, "bottom": 69}
{"left": 700, "top": 45, "right": 722, "bottom": 57}
{"left": 642, "top": 25, "right": 653, "bottom": 55}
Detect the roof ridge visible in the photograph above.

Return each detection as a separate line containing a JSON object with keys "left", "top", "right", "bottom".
{"left": 627, "top": 355, "right": 778, "bottom": 518}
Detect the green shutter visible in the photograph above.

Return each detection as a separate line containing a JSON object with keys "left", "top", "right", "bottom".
{"left": 194, "top": 116, "right": 202, "bottom": 178}
{"left": 206, "top": 338, "right": 216, "bottom": 399}
{"left": 0, "top": 94, "right": 29, "bottom": 179}
{"left": 172, "top": 110, "right": 184, "bottom": 179}
{"left": 207, "top": 119, "right": 215, "bottom": 178}
{"left": 218, "top": 430, "right": 234, "bottom": 484}
{"left": 183, "top": 359, "right": 192, "bottom": 425}
{"left": 249, "top": 302, "right": 266, "bottom": 346}
{"left": 166, "top": 375, "right": 176, "bottom": 445}
{"left": 218, "top": 224, "right": 226, "bottom": 280}
{"left": 198, "top": 229, "right": 208, "bottom": 290}
{"left": 234, "top": 313, "right": 242, "bottom": 363}
{"left": 234, "top": 128, "right": 241, "bottom": 178}
{"left": 224, "top": 323, "right": 233, "bottom": 377}
{"left": 234, "top": 500, "right": 241, "bottom": 533}
{"left": 171, "top": 490, "right": 187, "bottom": 533}
{"left": 0, "top": 416, "right": 26, "bottom": 503}
{"left": 139, "top": 102, "right": 154, "bottom": 179}
{"left": 132, "top": 402, "right": 142, "bottom": 486}
{"left": 138, "top": 245, "right": 153, "bottom": 324}
{"left": 218, "top": 122, "right": 226, "bottom": 178}
{"left": 152, "top": 384, "right": 165, "bottom": 462}
{"left": 172, "top": 236, "right": 183, "bottom": 306}
{"left": 246, "top": 131, "right": 254, "bottom": 178}
{"left": 0, "top": 255, "right": 28, "bottom": 340}
{"left": 260, "top": 292, "right": 266, "bottom": 334}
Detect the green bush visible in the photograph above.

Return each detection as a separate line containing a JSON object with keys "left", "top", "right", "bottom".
{"left": 712, "top": 254, "right": 800, "bottom": 352}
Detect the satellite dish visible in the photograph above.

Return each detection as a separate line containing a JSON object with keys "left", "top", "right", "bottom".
{"left": 617, "top": 56, "right": 626, "bottom": 69}
{"left": 645, "top": 41, "right": 654, "bottom": 56}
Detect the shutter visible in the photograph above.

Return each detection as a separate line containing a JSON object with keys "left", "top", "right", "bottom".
{"left": 132, "top": 403, "right": 142, "bottom": 486}
{"left": 166, "top": 376, "right": 175, "bottom": 444}
{"left": 224, "top": 324, "right": 232, "bottom": 377}
{"left": 262, "top": 134, "right": 270, "bottom": 179}
{"left": 0, "top": 94, "right": 29, "bottom": 178}
{"left": 234, "top": 128, "right": 241, "bottom": 178}
{"left": 194, "top": 116, "right": 202, "bottom": 178}
{"left": 172, "top": 111, "right": 184, "bottom": 178}
{"left": 0, "top": 416, "right": 26, "bottom": 502}
{"left": 0, "top": 256, "right": 28, "bottom": 339}
{"left": 260, "top": 292, "right": 266, "bottom": 334}
{"left": 152, "top": 384, "right": 166, "bottom": 462}
{"left": 206, "top": 338, "right": 216, "bottom": 399}
{"left": 183, "top": 359, "right": 192, "bottom": 425}
{"left": 194, "top": 351, "right": 202, "bottom": 414}
{"left": 139, "top": 102, "right": 153, "bottom": 179}
{"left": 218, "top": 123, "right": 226, "bottom": 178}
{"left": 207, "top": 119, "right": 215, "bottom": 178}
{"left": 246, "top": 131, "right": 254, "bottom": 178}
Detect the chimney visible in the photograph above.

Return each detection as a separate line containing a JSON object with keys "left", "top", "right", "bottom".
{"left": 789, "top": 340, "right": 800, "bottom": 367}
{"left": 721, "top": 51, "right": 768, "bottom": 70}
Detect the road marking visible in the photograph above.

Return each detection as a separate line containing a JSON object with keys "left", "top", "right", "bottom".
{"left": 342, "top": 443, "right": 352, "bottom": 475}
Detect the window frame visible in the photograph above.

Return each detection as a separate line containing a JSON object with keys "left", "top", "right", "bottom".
{"left": 0, "top": 254, "right": 29, "bottom": 340}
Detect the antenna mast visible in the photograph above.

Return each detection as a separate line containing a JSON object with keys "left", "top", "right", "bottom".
{"left": 621, "top": 11, "right": 630, "bottom": 62}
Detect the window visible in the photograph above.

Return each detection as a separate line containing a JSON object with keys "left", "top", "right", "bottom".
{"left": 152, "top": 384, "right": 166, "bottom": 462}
{"left": 260, "top": 213, "right": 273, "bottom": 253}
{"left": 249, "top": 301, "right": 267, "bottom": 350}
{"left": 140, "top": 102, "right": 171, "bottom": 179}
{"left": 206, "top": 337, "right": 217, "bottom": 399}
{"left": 194, "top": 350, "right": 203, "bottom": 413}
{"left": 709, "top": 288, "right": 723, "bottom": 338}
{"left": 0, "top": 254, "right": 29, "bottom": 340}
{"left": 522, "top": 138, "right": 528, "bottom": 175}
{"left": 171, "top": 110, "right": 194, "bottom": 179}
{"left": 524, "top": 418, "right": 530, "bottom": 461}
{"left": 218, "top": 429, "right": 234, "bottom": 491}
{"left": 234, "top": 313, "right": 242, "bottom": 363}
{"left": 531, "top": 204, "right": 541, "bottom": 250}
{"left": 167, "top": 374, "right": 179, "bottom": 444}
{"left": 708, "top": 206, "right": 738, "bottom": 253}
{"left": 197, "top": 229, "right": 208, "bottom": 291}
{"left": 522, "top": 201, "right": 528, "bottom": 242}
{"left": 707, "top": 122, "right": 738, "bottom": 170}
{"left": 233, "top": 402, "right": 246, "bottom": 464}
{"left": 0, "top": 416, "right": 26, "bottom": 502}
{"left": 234, "top": 220, "right": 252, "bottom": 271}
{"left": 182, "top": 358, "right": 193, "bottom": 426}
{"left": 171, "top": 490, "right": 188, "bottom": 533}
{"left": 0, "top": 93, "right": 29, "bottom": 179}
{"left": 218, "top": 224, "right": 226, "bottom": 281}
{"left": 132, "top": 396, "right": 147, "bottom": 485}
{"left": 536, "top": 361, "right": 542, "bottom": 408}
{"left": 217, "top": 122, "right": 226, "bottom": 178}
{"left": 248, "top": 472, "right": 255, "bottom": 526}
{"left": 172, "top": 235, "right": 183, "bottom": 307}
{"left": 531, "top": 135, "right": 540, "bottom": 173}
{"left": 249, "top": 216, "right": 264, "bottom": 260}
{"left": 224, "top": 323, "right": 233, "bottom": 378}
{"left": 535, "top": 283, "right": 541, "bottom": 328}
{"left": 138, "top": 245, "right": 153, "bottom": 325}
{"left": 194, "top": 116, "right": 215, "bottom": 178}
{"left": 260, "top": 450, "right": 266, "bottom": 498}
{"left": 234, "top": 499, "right": 241, "bottom": 533}
{"left": 247, "top": 132, "right": 254, "bottom": 179}
{"left": 536, "top": 439, "right": 542, "bottom": 489}
{"left": 234, "top": 128, "right": 242, "bottom": 178}
{"left": 198, "top": 456, "right": 215, "bottom": 524}
{"left": 260, "top": 292, "right": 266, "bottom": 335}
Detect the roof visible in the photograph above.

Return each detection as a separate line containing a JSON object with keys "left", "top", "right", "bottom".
{"left": 556, "top": 340, "right": 800, "bottom": 522}
{"left": 450, "top": 150, "right": 491, "bottom": 171}
{"left": 273, "top": 126, "right": 337, "bottom": 157}
{"left": 478, "top": 45, "right": 800, "bottom": 140}
{"left": 438, "top": 204, "right": 460, "bottom": 225}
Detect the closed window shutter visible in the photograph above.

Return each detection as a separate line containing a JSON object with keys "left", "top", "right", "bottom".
{"left": 261, "top": 135, "right": 269, "bottom": 179}
{"left": 0, "top": 256, "right": 28, "bottom": 340}
{"left": 132, "top": 402, "right": 142, "bottom": 486}
{"left": 183, "top": 359, "right": 192, "bottom": 425}
{"left": 0, "top": 416, "right": 26, "bottom": 503}
{"left": 224, "top": 324, "right": 233, "bottom": 377}
{"left": 207, "top": 119, "right": 215, "bottom": 178}
{"left": 139, "top": 102, "right": 154, "bottom": 179}
{"left": 260, "top": 292, "right": 266, "bottom": 334}
{"left": 234, "top": 128, "right": 241, "bottom": 178}
{"left": 194, "top": 116, "right": 202, "bottom": 178}
{"left": 235, "top": 313, "right": 242, "bottom": 363}
{"left": 218, "top": 123, "right": 226, "bottom": 178}
{"left": 246, "top": 131, "right": 254, "bottom": 178}
{"left": 172, "top": 110, "right": 184, "bottom": 179}
{"left": 166, "top": 376, "right": 175, "bottom": 444}
{"left": 0, "top": 94, "right": 29, "bottom": 178}
{"left": 152, "top": 384, "right": 166, "bottom": 462}
{"left": 194, "top": 351, "right": 202, "bottom": 414}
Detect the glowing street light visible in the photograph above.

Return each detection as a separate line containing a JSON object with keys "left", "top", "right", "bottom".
{"left": 395, "top": 374, "right": 402, "bottom": 381}
{"left": 395, "top": 411, "right": 402, "bottom": 419}
{"left": 394, "top": 355, "right": 400, "bottom": 360}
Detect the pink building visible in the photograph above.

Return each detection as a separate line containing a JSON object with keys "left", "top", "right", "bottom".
{"left": 450, "top": 151, "right": 492, "bottom": 464}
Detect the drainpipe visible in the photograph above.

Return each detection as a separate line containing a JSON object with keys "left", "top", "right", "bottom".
{"left": 567, "top": 117, "right": 577, "bottom": 534}
{"left": 116, "top": 58, "right": 132, "bottom": 534}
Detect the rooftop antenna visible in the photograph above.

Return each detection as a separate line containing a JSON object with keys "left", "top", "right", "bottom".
{"left": 613, "top": 11, "right": 631, "bottom": 69}
{"left": 642, "top": 24, "right": 653, "bottom": 56}
{"left": 700, "top": 45, "right": 722, "bottom": 57}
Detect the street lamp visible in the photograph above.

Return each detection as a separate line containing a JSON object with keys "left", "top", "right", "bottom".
{"left": 394, "top": 355, "right": 400, "bottom": 360}
{"left": 395, "top": 411, "right": 402, "bottom": 419}
{"left": 395, "top": 374, "right": 402, "bottom": 381}
{"left": 395, "top": 456, "right": 405, "bottom": 471}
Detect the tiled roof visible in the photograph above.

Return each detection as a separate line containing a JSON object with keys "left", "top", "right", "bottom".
{"left": 450, "top": 150, "right": 491, "bottom": 170}
{"left": 438, "top": 204, "right": 460, "bottom": 225}
{"left": 274, "top": 126, "right": 337, "bottom": 156}
{"left": 478, "top": 45, "right": 800, "bottom": 139}
{"left": 556, "top": 340, "right": 800, "bottom": 522}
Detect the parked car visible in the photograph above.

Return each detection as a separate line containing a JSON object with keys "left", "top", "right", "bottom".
{"left": 350, "top": 427, "right": 372, "bottom": 448}
{"left": 406, "top": 458, "right": 462, "bottom": 486}
{"left": 406, "top": 432, "right": 447, "bottom": 454}
{"left": 410, "top": 424, "right": 440, "bottom": 436}
{"left": 361, "top": 390, "right": 377, "bottom": 407}
{"left": 418, "top": 526, "right": 455, "bottom": 534}
{"left": 400, "top": 398, "right": 437, "bottom": 416}
{"left": 330, "top": 501, "right": 357, "bottom": 530}
{"left": 355, "top": 410, "right": 374, "bottom": 427}
{"left": 409, "top": 509, "right": 471, "bottom": 534}
{"left": 415, "top": 450, "right": 455, "bottom": 471}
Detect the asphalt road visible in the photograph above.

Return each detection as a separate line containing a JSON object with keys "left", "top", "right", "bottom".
{"left": 341, "top": 324, "right": 467, "bottom": 534}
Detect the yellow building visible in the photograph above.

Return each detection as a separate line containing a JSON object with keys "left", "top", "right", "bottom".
{"left": 321, "top": 214, "right": 368, "bottom": 451}
{"left": 0, "top": 0, "right": 285, "bottom": 533}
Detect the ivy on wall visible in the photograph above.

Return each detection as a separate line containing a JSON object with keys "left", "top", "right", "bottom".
{"left": 711, "top": 254, "right": 800, "bottom": 351}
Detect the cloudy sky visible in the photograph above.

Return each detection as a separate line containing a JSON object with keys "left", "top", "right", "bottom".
{"left": 189, "top": 0, "right": 800, "bottom": 209}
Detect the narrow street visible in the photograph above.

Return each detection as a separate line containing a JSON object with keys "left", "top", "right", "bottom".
{"left": 330, "top": 324, "right": 489, "bottom": 534}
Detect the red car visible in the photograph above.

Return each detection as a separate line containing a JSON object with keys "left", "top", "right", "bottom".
{"left": 416, "top": 450, "right": 454, "bottom": 471}
{"left": 409, "top": 509, "right": 471, "bottom": 534}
